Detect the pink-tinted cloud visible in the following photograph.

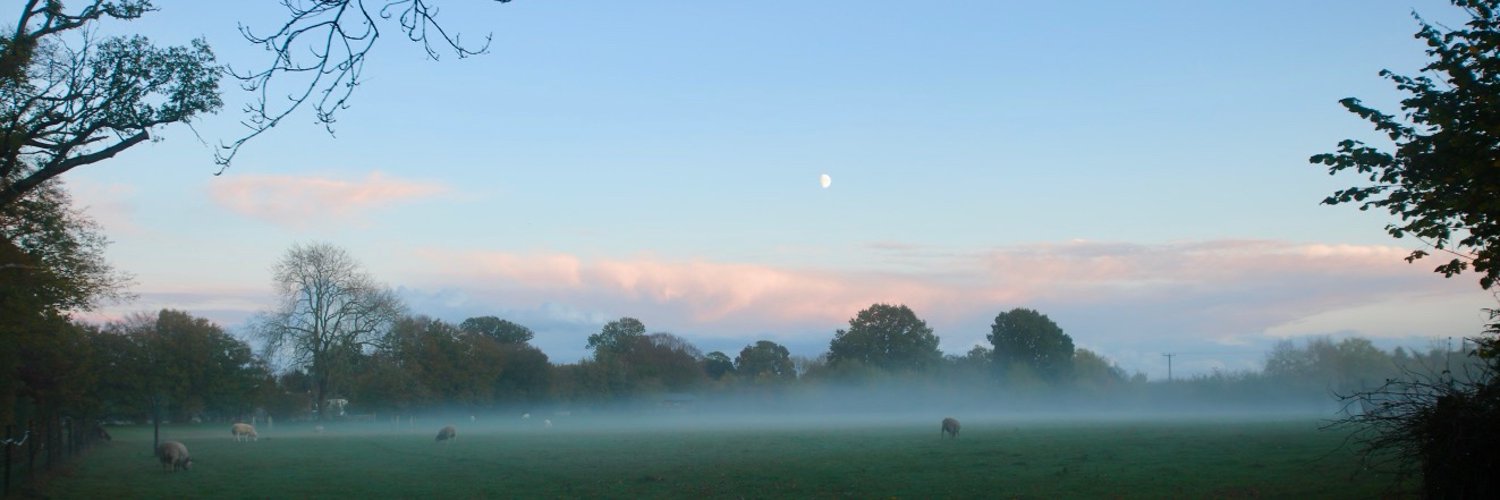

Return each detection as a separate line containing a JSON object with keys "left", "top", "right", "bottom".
{"left": 412, "top": 239, "right": 1484, "bottom": 344}
{"left": 209, "top": 171, "right": 447, "bottom": 227}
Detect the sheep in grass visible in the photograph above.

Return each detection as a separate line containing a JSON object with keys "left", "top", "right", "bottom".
{"left": 314, "top": 425, "right": 325, "bottom": 434}
{"left": 543, "top": 419, "right": 552, "bottom": 429}
{"left": 436, "top": 425, "right": 456, "bottom": 443}
{"left": 231, "top": 423, "right": 258, "bottom": 442}
{"left": 156, "top": 441, "right": 192, "bottom": 472}
{"left": 941, "top": 417, "right": 960, "bottom": 439}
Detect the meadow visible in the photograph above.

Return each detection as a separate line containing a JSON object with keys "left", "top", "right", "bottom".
{"left": 40, "top": 413, "right": 1404, "bottom": 499}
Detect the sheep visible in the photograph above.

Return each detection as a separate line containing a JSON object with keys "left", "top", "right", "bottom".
{"left": 435, "top": 425, "right": 456, "bottom": 443}
{"left": 314, "top": 425, "right": 325, "bottom": 434}
{"left": 231, "top": 423, "right": 258, "bottom": 442}
{"left": 521, "top": 413, "right": 530, "bottom": 420}
{"left": 543, "top": 419, "right": 552, "bottom": 429}
{"left": 941, "top": 417, "right": 961, "bottom": 439}
{"left": 94, "top": 425, "right": 112, "bottom": 441}
{"left": 156, "top": 441, "right": 192, "bottom": 472}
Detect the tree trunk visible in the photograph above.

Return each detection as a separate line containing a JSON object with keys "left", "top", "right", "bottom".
{"left": 315, "top": 374, "right": 328, "bottom": 422}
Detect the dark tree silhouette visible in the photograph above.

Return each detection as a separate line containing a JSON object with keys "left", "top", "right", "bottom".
{"left": 1315, "top": 0, "right": 1500, "bottom": 495}
{"left": 988, "top": 308, "right": 1075, "bottom": 383}
{"left": 1, "top": 0, "right": 222, "bottom": 208}
{"left": 827, "top": 303, "right": 941, "bottom": 373}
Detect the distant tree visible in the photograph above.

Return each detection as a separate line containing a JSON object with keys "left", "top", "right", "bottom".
{"left": 1, "top": 1, "right": 222, "bottom": 208}
{"left": 827, "top": 304, "right": 942, "bottom": 373}
{"left": 586, "top": 317, "right": 647, "bottom": 357}
{"left": 1314, "top": 1, "right": 1500, "bottom": 495}
{"left": 256, "top": 242, "right": 403, "bottom": 421}
{"left": 736, "top": 341, "right": 796, "bottom": 382}
{"left": 988, "top": 308, "right": 1075, "bottom": 383}
{"left": 1264, "top": 337, "right": 1397, "bottom": 395}
{"left": 459, "top": 316, "right": 534, "bottom": 344}
{"left": 114, "top": 310, "right": 262, "bottom": 422}
{"left": 703, "top": 351, "right": 735, "bottom": 380}
{"left": 621, "top": 333, "right": 705, "bottom": 392}
{"left": 1071, "top": 348, "right": 1127, "bottom": 392}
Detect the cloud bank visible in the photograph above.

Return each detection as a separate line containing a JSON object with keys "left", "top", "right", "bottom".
{"left": 209, "top": 171, "right": 447, "bottom": 228}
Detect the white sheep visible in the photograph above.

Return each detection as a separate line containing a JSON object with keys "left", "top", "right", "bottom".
{"left": 156, "top": 441, "right": 192, "bottom": 472}
{"left": 231, "top": 423, "right": 258, "bottom": 442}
{"left": 521, "top": 413, "right": 530, "bottom": 420}
{"left": 314, "top": 425, "right": 325, "bottom": 434}
{"left": 941, "top": 417, "right": 961, "bottom": 439}
{"left": 436, "top": 425, "right": 456, "bottom": 443}
{"left": 543, "top": 419, "right": 552, "bottom": 429}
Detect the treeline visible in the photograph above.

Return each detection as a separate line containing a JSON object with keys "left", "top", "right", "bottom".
{"left": 2, "top": 304, "right": 1474, "bottom": 426}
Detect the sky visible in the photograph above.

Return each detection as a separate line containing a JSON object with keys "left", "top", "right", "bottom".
{"left": 21, "top": 0, "right": 1498, "bottom": 378}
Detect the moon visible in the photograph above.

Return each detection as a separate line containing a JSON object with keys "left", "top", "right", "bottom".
{"left": 819, "top": 174, "right": 831, "bottom": 189}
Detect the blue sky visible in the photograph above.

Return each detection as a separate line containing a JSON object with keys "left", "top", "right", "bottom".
{"left": 25, "top": 0, "right": 1497, "bottom": 377}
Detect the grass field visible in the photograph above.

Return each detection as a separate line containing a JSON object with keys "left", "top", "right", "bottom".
{"left": 39, "top": 414, "right": 1405, "bottom": 498}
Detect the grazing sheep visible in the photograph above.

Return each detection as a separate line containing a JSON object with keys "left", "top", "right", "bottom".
{"left": 436, "top": 425, "right": 456, "bottom": 443}
{"left": 156, "top": 441, "right": 192, "bottom": 472}
{"left": 522, "top": 413, "right": 530, "bottom": 420}
{"left": 543, "top": 419, "right": 552, "bottom": 429}
{"left": 231, "top": 423, "right": 258, "bottom": 442}
{"left": 314, "top": 425, "right": 325, "bottom": 434}
{"left": 941, "top": 417, "right": 961, "bottom": 439}
{"left": 94, "top": 425, "right": 112, "bottom": 441}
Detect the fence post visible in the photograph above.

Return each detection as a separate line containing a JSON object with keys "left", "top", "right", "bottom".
{"left": 4, "top": 424, "right": 13, "bottom": 497}
{"left": 26, "top": 419, "right": 35, "bottom": 483}
{"left": 44, "top": 416, "right": 52, "bottom": 472}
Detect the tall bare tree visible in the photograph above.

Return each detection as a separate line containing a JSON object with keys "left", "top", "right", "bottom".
{"left": 257, "top": 242, "right": 402, "bottom": 421}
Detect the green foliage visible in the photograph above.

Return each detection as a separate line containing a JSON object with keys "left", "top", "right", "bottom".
{"left": 109, "top": 310, "right": 264, "bottom": 422}
{"left": 0, "top": 179, "right": 127, "bottom": 423}
{"left": 1071, "top": 348, "right": 1128, "bottom": 392}
{"left": 702, "top": 351, "right": 734, "bottom": 380}
{"left": 0, "top": 180, "right": 128, "bottom": 313}
{"left": 988, "top": 308, "right": 1075, "bottom": 383}
{"left": 734, "top": 340, "right": 796, "bottom": 382}
{"left": 586, "top": 317, "right": 647, "bottom": 357}
{"left": 1311, "top": 0, "right": 1500, "bottom": 289}
{"left": 459, "top": 315, "right": 534, "bottom": 344}
{"left": 1264, "top": 337, "right": 1402, "bottom": 395}
{"left": 1, "top": 3, "right": 222, "bottom": 207}
{"left": 827, "top": 303, "right": 941, "bottom": 373}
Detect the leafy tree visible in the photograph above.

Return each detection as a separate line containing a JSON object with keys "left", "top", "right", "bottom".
{"left": 827, "top": 303, "right": 942, "bottom": 373}
{"left": 1, "top": 179, "right": 127, "bottom": 423}
{"left": 586, "top": 317, "right": 647, "bottom": 357}
{"left": 1314, "top": 1, "right": 1500, "bottom": 494}
{"left": 1, "top": 1, "right": 222, "bottom": 207}
{"left": 111, "top": 310, "right": 263, "bottom": 422}
{"left": 703, "top": 351, "right": 735, "bottom": 380}
{"left": 460, "top": 315, "right": 535, "bottom": 344}
{"left": 1072, "top": 348, "right": 1127, "bottom": 392}
{"left": 735, "top": 340, "right": 796, "bottom": 382}
{"left": 988, "top": 308, "right": 1075, "bottom": 383}
{"left": 256, "top": 242, "right": 403, "bottom": 421}
{"left": 620, "top": 333, "right": 705, "bottom": 393}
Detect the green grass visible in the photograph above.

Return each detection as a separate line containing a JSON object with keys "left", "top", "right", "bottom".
{"left": 39, "top": 415, "right": 1405, "bottom": 499}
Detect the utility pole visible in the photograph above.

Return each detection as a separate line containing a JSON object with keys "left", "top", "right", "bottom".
{"left": 1163, "top": 353, "right": 1175, "bottom": 382}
